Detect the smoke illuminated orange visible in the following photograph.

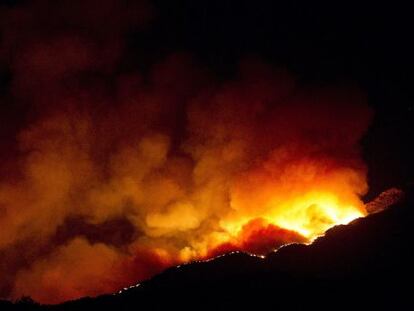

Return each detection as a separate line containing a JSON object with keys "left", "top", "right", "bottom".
{"left": 0, "top": 71, "right": 372, "bottom": 304}
{"left": 0, "top": 1, "right": 373, "bottom": 304}
{"left": 221, "top": 192, "right": 365, "bottom": 242}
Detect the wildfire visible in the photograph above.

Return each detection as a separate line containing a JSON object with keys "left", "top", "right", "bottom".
{"left": 228, "top": 194, "right": 364, "bottom": 240}
{"left": 0, "top": 1, "right": 373, "bottom": 301}
{"left": 264, "top": 192, "right": 366, "bottom": 239}
{"left": 178, "top": 189, "right": 367, "bottom": 261}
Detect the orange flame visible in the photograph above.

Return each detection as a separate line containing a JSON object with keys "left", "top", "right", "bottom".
{"left": 0, "top": 0, "right": 377, "bottom": 303}
{"left": 0, "top": 44, "right": 372, "bottom": 304}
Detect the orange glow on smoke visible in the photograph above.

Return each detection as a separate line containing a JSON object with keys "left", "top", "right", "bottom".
{"left": 0, "top": 73, "right": 372, "bottom": 303}
{"left": 0, "top": 5, "right": 373, "bottom": 300}
{"left": 182, "top": 168, "right": 367, "bottom": 261}
{"left": 0, "top": 74, "right": 372, "bottom": 304}
{"left": 222, "top": 193, "right": 364, "bottom": 241}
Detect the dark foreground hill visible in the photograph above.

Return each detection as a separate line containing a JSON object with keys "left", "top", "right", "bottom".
{"left": 2, "top": 188, "right": 413, "bottom": 311}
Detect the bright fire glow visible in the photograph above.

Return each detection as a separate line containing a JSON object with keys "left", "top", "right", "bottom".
{"left": 192, "top": 190, "right": 367, "bottom": 260}
{"left": 265, "top": 192, "right": 365, "bottom": 239}
{"left": 223, "top": 194, "right": 363, "bottom": 239}
{"left": 0, "top": 47, "right": 373, "bottom": 303}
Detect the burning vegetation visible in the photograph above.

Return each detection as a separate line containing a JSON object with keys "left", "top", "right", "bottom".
{"left": 0, "top": 0, "right": 374, "bottom": 304}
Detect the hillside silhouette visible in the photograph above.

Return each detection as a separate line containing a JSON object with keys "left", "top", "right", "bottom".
{"left": 1, "top": 187, "right": 412, "bottom": 310}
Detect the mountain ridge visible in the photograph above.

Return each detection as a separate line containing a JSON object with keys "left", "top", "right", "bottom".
{"left": 2, "top": 187, "right": 413, "bottom": 310}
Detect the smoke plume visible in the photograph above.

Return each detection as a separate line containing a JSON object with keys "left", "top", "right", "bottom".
{"left": 0, "top": 0, "right": 372, "bottom": 304}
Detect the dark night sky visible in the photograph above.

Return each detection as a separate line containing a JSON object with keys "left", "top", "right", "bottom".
{"left": 1, "top": 0, "right": 413, "bottom": 102}
{"left": 144, "top": 1, "right": 412, "bottom": 93}
{"left": 1, "top": 1, "right": 412, "bottom": 105}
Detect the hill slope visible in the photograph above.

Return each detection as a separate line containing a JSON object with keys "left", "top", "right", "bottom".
{"left": 2, "top": 188, "right": 413, "bottom": 310}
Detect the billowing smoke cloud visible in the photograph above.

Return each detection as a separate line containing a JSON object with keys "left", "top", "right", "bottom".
{"left": 0, "top": 0, "right": 372, "bottom": 304}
